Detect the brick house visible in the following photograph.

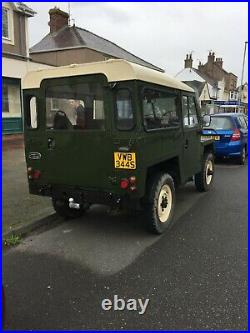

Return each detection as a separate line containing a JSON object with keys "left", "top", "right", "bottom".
{"left": 176, "top": 52, "right": 240, "bottom": 114}
{"left": 29, "top": 7, "right": 163, "bottom": 71}
{"left": 198, "top": 52, "right": 237, "bottom": 94}
{"left": 2, "top": 2, "right": 52, "bottom": 134}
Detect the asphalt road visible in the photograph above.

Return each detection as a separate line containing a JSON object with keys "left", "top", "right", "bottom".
{"left": 3, "top": 160, "right": 247, "bottom": 330}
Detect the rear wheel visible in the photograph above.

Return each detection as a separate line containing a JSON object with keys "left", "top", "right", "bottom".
{"left": 145, "top": 173, "right": 175, "bottom": 234}
{"left": 52, "top": 197, "right": 90, "bottom": 219}
{"left": 195, "top": 152, "right": 215, "bottom": 192}
{"left": 238, "top": 147, "right": 246, "bottom": 165}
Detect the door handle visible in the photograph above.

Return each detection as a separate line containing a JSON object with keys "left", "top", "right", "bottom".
{"left": 48, "top": 138, "right": 55, "bottom": 150}
{"left": 184, "top": 139, "right": 189, "bottom": 149}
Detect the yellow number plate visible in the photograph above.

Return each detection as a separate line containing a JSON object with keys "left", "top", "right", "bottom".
{"left": 114, "top": 152, "right": 136, "bottom": 169}
{"left": 201, "top": 135, "right": 220, "bottom": 141}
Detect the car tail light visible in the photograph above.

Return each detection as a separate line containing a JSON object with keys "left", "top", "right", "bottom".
{"left": 33, "top": 170, "right": 41, "bottom": 179}
{"left": 231, "top": 129, "right": 241, "bottom": 141}
{"left": 27, "top": 167, "right": 41, "bottom": 180}
{"left": 120, "top": 177, "right": 137, "bottom": 191}
{"left": 120, "top": 178, "right": 129, "bottom": 189}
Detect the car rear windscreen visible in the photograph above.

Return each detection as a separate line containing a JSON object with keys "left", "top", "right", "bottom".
{"left": 207, "top": 117, "right": 233, "bottom": 130}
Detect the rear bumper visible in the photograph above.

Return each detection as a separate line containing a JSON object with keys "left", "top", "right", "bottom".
{"left": 29, "top": 183, "right": 139, "bottom": 208}
{"left": 214, "top": 141, "right": 242, "bottom": 157}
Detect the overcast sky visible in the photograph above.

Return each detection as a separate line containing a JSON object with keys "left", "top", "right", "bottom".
{"left": 26, "top": 2, "right": 248, "bottom": 82}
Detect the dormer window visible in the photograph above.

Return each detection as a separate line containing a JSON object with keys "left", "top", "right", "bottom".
{"left": 2, "top": 7, "right": 9, "bottom": 39}
{"left": 2, "top": 4, "right": 15, "bottom": 44}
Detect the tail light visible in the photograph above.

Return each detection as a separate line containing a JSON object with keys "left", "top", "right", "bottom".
{"left": 120, "top": 178, "right": 129, "bottom": 189}
{"left": 27, "top": 167, "right": 41, "bottom": 180}
{"left": 231, "top": 129, "right": 241, "bottom": 141}
{"left": 120, "top": 176, "right": 137, "bottom": 191}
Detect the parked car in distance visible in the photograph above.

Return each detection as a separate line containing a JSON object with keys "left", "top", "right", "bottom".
{"left": 203, "top": 113, "right": 248, "bottom": 164}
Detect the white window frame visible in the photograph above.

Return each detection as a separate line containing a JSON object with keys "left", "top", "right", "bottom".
{"left": 50, "top": 98, "right": 60, "bottom": 111}
{"left": 2, "top": 4, "right": 14, "bottom": 45}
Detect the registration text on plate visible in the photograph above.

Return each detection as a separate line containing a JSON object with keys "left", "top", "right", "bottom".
{"left": 114, "top": 152, "right": 136, "bottom": 169}
{"left": 201, "top": 135, "right": 220, "bottom": 141}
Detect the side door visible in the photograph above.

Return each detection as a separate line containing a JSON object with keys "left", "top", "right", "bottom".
{"left": 181, "top": 94, "right": 202, "bottom": 180}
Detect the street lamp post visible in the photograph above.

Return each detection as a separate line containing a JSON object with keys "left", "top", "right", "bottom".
{"left": 238, "top": 41, "right": 248, "bottom": 113}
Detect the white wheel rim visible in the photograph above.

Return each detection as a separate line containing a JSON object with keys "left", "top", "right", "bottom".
{"left": 157, "top": 184, "right": 172, "bottom": 223}
{"left": 206, "top": 160, "right": 213, "bottom": 185}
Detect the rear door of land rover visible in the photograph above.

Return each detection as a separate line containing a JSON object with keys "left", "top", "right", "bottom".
{"left": 25, "top": 74, "right": 114, "bottom": 190}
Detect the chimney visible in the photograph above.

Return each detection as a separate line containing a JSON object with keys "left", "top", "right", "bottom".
{"left": 184, "top": 53, "right": 193, "bottom": 68}
{"left": 49, "top": 7, "right": 69, "bottom": 34}
{"left": 208, "top": 51, "right": 215, "bottom": 63}
{"left": 215, "top": 57, "right": 223, "bottom": 68}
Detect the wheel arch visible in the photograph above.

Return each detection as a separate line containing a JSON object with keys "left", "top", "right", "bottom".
{"left": 145, "top": 156, "right": 181, "bottom": 189}
{"left": 203, "top": 142, "right": 214, "bottom": 156}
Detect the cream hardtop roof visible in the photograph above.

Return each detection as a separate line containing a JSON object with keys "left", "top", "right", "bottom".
{"left": 22, "top": 59, "right": 194, "bottom": 92}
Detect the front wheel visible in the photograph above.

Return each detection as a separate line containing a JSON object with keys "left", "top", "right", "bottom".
{"left": 145, "top": 173, "right": 175, "bottom": 234}
{"left": 195, "top": 152, "right": 215, "bottom": 192}
{"left": 52, "top": 197, "right": 90, "bottom": 219}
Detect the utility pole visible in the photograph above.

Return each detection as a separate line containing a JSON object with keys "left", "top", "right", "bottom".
{"left": 238, "top": 41, "right": 248, "bottom": 113}
{"left": 68, "top": 2, "right": 71, "bottom": 26}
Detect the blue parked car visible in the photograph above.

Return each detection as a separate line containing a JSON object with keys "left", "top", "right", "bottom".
{"left": 202, "top": 113, "right": 248, "bottom": 164}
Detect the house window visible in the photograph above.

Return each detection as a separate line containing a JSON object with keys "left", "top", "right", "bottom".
{"left": 51, "top": 98, "right": 60, "bottom": 111}
{"left": 2, "top": 78, "right": 22, "bottom": 116}
{"left": 2, "top": 8, "right": 9, "bottom": 39}
{"left": 2, "top": 84, "right": 9, "bottom": 112}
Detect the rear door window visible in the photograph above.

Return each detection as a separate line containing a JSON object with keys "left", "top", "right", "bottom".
{"left": 207, "top": 117, "right": 233, "bottom": 130}
{"left": 46, "top": 82, "right": 105, "bottom": 130}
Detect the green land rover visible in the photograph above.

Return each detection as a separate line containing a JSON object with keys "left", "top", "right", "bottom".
{"left": 22, "top": 59, "right": 215, "bottom": 234}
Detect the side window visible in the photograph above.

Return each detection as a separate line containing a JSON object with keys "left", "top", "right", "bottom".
{"left": 30, "top": 97, "right": 38, "bottom": 129}
{"left": 182, "top": 96, "right": 189, "bottom": 126}
{"left": 182, "top": 95, "right": 199, "bottom": 128}
{"left": 25, "top": 96, "right": 38, "bottom": 129}
{"left": 238, "top": 116, "right": 247, "bottom": 129}
{"left": 115, "top": 89, "right": 134, "bottom": 130}
{"left": 143, "top": 88, "right": 180, "bottom": 130}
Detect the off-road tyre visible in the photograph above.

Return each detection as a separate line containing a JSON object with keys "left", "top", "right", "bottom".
{"left": 195, "top": 152, "right": 215, "bottom": 192}
{"left": 145, "top": 173, "right": 175, "bottom": 235}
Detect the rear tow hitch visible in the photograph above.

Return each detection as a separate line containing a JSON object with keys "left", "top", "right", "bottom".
{"left": 69, "top": 198, "right": 80, "bottom": 209}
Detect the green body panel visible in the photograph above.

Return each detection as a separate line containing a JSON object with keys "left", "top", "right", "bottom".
{"left": 23, "top": 75, "right": 209, "bottom": 204}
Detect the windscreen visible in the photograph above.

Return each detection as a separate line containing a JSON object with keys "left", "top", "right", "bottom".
{"left": 46, "top": 82, "right": 105, "bottom": 130}
{"left": 206, "top": 116, "right": 233, "bottom": 130}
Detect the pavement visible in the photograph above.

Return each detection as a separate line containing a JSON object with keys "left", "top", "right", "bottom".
{"left": 3, "top": 158, "right": 247, "bottom": 330}
{"left": 2, "top": 136, "right": 54, "bottom": 236}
